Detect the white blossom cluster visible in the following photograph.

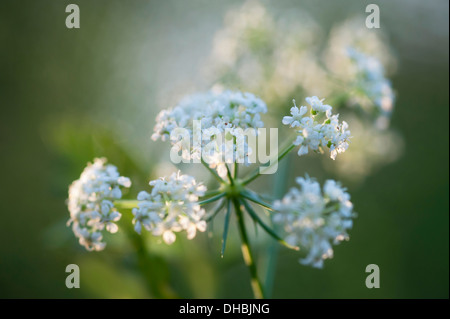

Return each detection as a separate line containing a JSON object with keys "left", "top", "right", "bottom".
{"left": 152, "top": 90, "right": 267, "bottom": 177}
{"left": 132, "top": 172, "right": 207, "bottom": 245}
{"left": 325, "top": 16, "right": 396, "bottom": 76}
{"left": 347, "top": 48, "right": 395, "bottom": 129}
{"left": 282, "top": 96, "right": 351, "bottom": 160}
{"left": 67, "top": 158, "right": 132, "bottom": 251}
{"left": 206, "top": 3, "right": 401, "bottom": 183}
{"left": 273, "top": 176, "right": 355, "bottom": 268}
{"left": 207, "top": 0, "right": 325, "bottom": 105}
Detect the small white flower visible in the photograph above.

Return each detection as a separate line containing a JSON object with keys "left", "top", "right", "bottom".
{"left": 67, "top": 158, "right": 131, "bottom": 251}
{"left": 273, "top": 176, "right": 355, "bottom": 268}
{"left": 305, "top": 96, "right": 332, "bottom": 113}
{"left": 118, "top": 176, "right": 132, "bottom": 188}
{"left": 132, "top": 171, "right": 207, "bottom": 244}
{"left": 152, "top": 90, "right": 267, "bottom": 174}
{"left": 283, "top": 97, "right": 351, "bottom": 160}
{"left": 162, "top": 231, "right": 177, "bottom": 245}
{"left": 325, "top": 115, "right": 404, "bottom": 182}
{"left": 347, "top": 48, "right": 395, "bottom": 127}
{"left": 324, "top": 180, "right": 349, "bottom": 202}
{"left": 282, "top": 100, "right": 308, "bottom": 127}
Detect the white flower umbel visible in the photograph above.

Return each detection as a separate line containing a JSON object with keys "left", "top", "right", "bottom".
{"left": 206, "top": 0, "right": 326, "bottom": 104}
{"left": 282, "top": 97, "right": 351, "bottom": 160}
{"left": 273, "top": 176, "right": 355, "bottom": 268}
{"left": 132, "top": 172, "right": 207, "bottom": 244}
{"left": 67, "top": 158, "right": 132, "bottom": 251}
{"left": 152, "top": 90, "right": 267, "bottom": 177}
{"left": 347, "top": 48, "right": 395, "bottom": 128}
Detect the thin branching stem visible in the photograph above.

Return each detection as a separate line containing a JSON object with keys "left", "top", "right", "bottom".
{"left": 240, "top": 199, "right": 299, "bottom": 252}
{"left": 205, "top": 198, "right": 226, "bottom": 222}
{"left": 241, "top": 190, "right": 274, "bottom": 211}
{"left": 201, "top": 158, "right": 226, "bottom": 184}
{"left": 226, "top": 163, "right": 234, "bottom": 186}
{"left": 232, "top": 198, "right": 265, "bottom": 299}
{"left": 221, "top": 199, "right": 232, "bottom": 258}
{"left": 242, "top": 143, "right": 296, "bottom": 186}
{"left": 198, "top": 193, "right": 226, "bottom": 206}
{"left": 114, "top": 200, "right": 139, "bottom": 210}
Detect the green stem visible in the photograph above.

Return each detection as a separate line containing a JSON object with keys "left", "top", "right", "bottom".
{"left": 198, "top": 193, "right": 226, "bottom": 206}
{"left": 242, "top": 143, "right": 296, "bottom": 186}
{"left": 226, "top": 164, "right": 234, "bottom": 186}
{"left": 221, "top": 200, "right": 232, "bottom": 258}
{"left": 240, "top": 199, "right": 299, "bottom": 251}
{"left": 204, "top": 189, "right": 223, "bottom": 197}
{"left": 202, "top": 158, "right": 226, "bottom": 184}
{"left": 232, "top": 198, "right": 265, "bottom": 299}
{"left": 241, "top": 190, "right": 274, "bottom": 211}
{"left": 114, "top": 200, "right": 139, "bottom": 210}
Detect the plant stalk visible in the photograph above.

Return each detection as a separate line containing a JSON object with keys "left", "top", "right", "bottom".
{"left": 232, "top": 198, "right": 265, "bottom": 299}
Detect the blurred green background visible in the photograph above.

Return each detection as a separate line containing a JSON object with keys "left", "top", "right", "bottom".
{"left": 0, "top": 0, "right": 448, "bottom": 298}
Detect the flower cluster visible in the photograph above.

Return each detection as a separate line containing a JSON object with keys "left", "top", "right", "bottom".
{"left": 132, "top": 172, "right": 207, "bottom": 244}
{"left": 207, "top": 0, "right": 325, "bottom": 105}
{"left": 67, "top": 158, "right": 132, "bottom": 251}
{"left": 206, "top": 2, "right": 401, "bottom": 185}
{"left": 282, "top": 97, "right": 351, "bottom": 160}
{"left": 347, "top": 48, "right": 395, "bottom": 128}
{"left": 152, "top": 90, "right": 267, "bottom": 177}
{"left": 273, "top": 176, "right": 355, "bottom": 268}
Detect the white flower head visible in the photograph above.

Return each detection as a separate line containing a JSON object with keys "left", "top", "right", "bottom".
{"left": 273, "top": 176, "right": 355, "bottom": 268}
{"left": 305, "top": 96, "right": 332, "bottom": 113}
{"left": 346, "top": 48, "right": 396, "bottom": 128}
{"left": 282, "top": 100, "right": 308, "bottom": 127}
{"left": 207, "top": 0, "right": 326, "bottom": 104}
{"left": 283, "top": 97, "right": 351, "bottom": 160}
{"left": 67, "top": 158, "right": 131, "bottom": 251}
{"left": 152, "top": 90, "right": 267, "bottom": 177}
{"left": 132, "top": 171, "right": 207, "bottom": 244}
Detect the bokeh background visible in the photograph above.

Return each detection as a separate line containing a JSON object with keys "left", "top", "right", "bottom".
{"left": 0, "top": 0, "right": 448, "bottom": 298}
